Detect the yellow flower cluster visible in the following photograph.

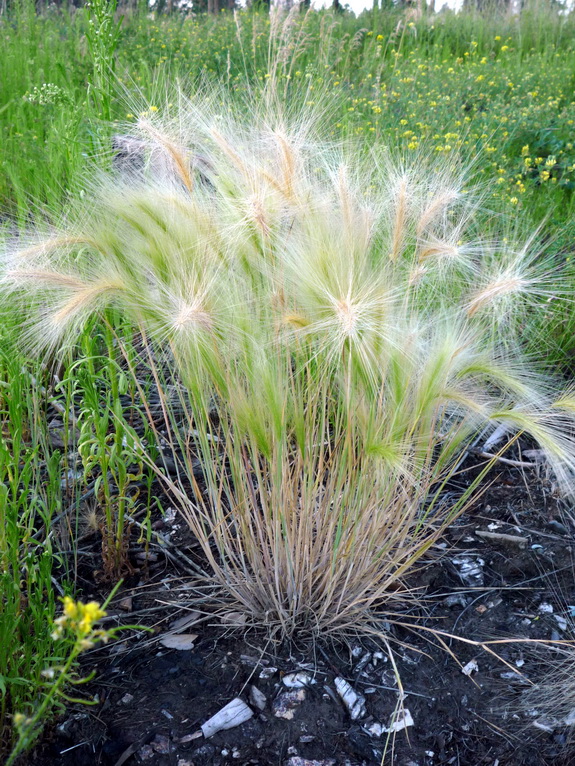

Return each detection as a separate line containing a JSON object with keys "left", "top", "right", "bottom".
{"left": 51, "top": 597, "right": 107, "bottom": 649}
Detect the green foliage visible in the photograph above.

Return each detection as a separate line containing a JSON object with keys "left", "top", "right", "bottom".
{"left": 0, "top": 346, "right": 71, "bottom": 758}
{"left": 75, "top": 339, "right": 146, "bottom": 581}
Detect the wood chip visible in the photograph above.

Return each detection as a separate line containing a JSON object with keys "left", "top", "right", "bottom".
{"left": 475, "top": 530, "right": 528, "bottom": 548}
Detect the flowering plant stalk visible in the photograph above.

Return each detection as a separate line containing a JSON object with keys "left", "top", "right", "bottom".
{"left": 85, "top": 0, "right": 123, "bottom": 122}
{"left": 6, "top": 596, "right": 112, "bottom": 766}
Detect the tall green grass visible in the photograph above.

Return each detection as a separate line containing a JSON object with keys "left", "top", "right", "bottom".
{"left": 2, "top": 2, "right": 575, "bottom": 226}
{"left": 0, "top": 343, "right": 72, "bottom": 756}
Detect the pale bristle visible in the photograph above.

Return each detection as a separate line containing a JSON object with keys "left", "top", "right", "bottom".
{"left": 466, "top": 274, "right": 529, "bottom": 317}
{"left": 139, "top": 119, "right": 195, "bottom": 192}
{"left": 416, "top": 189, "right": 459, "bottom": 238}
{"left": 390, "top": 175, "right": 409, "bottom": 262}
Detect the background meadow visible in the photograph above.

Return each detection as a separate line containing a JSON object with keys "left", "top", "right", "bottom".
{"left": 1, "top": 0, "right": 575, "bottom": 761}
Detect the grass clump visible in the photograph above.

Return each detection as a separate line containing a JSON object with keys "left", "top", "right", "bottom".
{"left": 3, "top": 93, "right": 575, "bottom": 641}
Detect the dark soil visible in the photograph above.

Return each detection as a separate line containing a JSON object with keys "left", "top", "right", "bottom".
{"left": 26, "top": 464, "right": 575, "bottom": 766}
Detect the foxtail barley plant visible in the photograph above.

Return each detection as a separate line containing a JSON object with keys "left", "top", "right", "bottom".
{"left": 3, "top": 92, "right": 575, "bottom": 639}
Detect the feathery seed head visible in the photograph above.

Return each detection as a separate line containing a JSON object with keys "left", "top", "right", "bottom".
{"left": 466, "top": 271, "right": 531, "bottom": 318}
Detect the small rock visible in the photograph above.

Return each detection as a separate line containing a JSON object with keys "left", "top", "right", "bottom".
{"left": 366, "top": 722, "right": 384, "bottom": 737}
{"left": 334, "top": 677, "right": 367, "bottom": 721}
{"left": 547, "top": 519, "right": 569, "bottom": 535}
{"left": 159, "top": 633, "right": 198, "bottom": 650}
{"left": 554, "top": 615, "right": 568, "bottom": 631}
{"left": 444, "top": 594, "right": 469, "bottom": 608}
{"left": 137, "top": 745, "right": 155, "bottom": 761}
{"left": 354, "top": 652, "right": 372, "bottom": 673}
{"left": 385, "top": 708, "right": 414, "bottom": 733}
{"left": 201, "top": 698, "right": 253, "bottom": 737}
{"left": 118, "top": 596, "right": 133, "bottom": 612}
{"left": 273, "top": 690, "right": 306, "bottom": 720}
{"left": 151, "top": 734, "right": 172, "bottom": 754}
{"left": 178, "top": 760, "right": 194, "bottom": 766}
{"left": 285, "top": 759, "right": 336, "bottom": 766}
{"left": 259, "top": 666, "right": 278, "bottom": 680}
{"left": 452, "top": 554, "right": 485, "bottom": 587}
{"left": 538, "top": 603, "right": 554, "bottom": 614}
{"left": 299, "top": 735, "right": 315, "bottom": 743}
{"left": 119, "top": 693, "right": 134, "bottom": 705}
{"left": 461, "top": 660, "right": 479, "bottom": 677}
{"left": 48, "top": 419, "right": 79, "bottom": 448}
{"left": 282, "top": 672, "right": 316, "bottom": 689}
{"left": 249, "top": 685, "right": 267, "bottom": 711}
{"left": 193, "top": 743, "right": 216, "bottom": 760}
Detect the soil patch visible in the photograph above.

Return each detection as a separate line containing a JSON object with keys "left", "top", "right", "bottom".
{"left": 27, "top": 464, "right": 575, "bottom": 766}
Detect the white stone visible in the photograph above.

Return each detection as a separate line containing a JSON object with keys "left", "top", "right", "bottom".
{"left": 385, "top": 708, "right": 414, "bottom": 733}
{"left": 201, "top": 698, "right": 253, "bottom": 738}
{"left": 334, "top": 677, "right": 367, "bottom": 721}
{"left": 461, "top": 660, "right": 479, "bottom": 676}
